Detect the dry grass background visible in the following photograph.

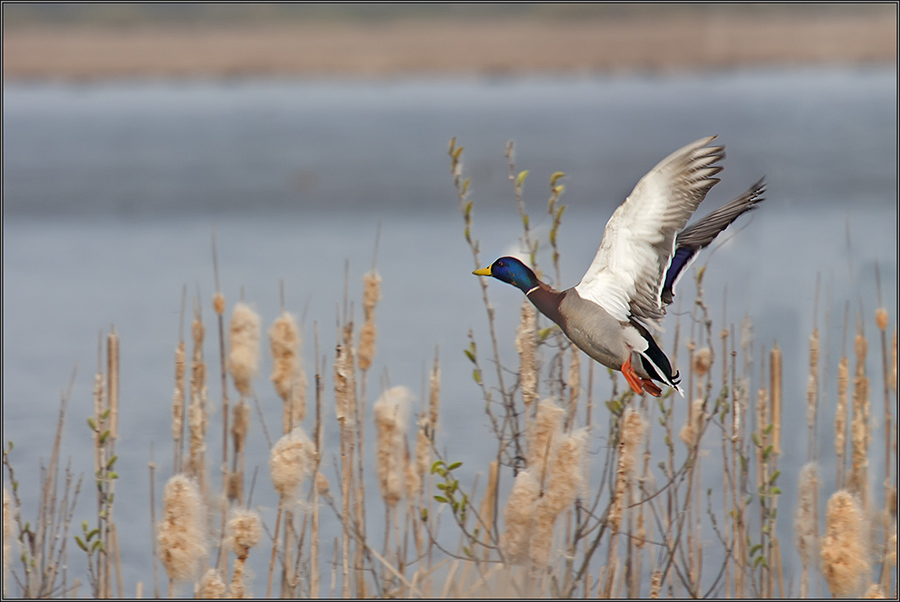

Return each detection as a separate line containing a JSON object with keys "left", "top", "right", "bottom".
{"left": 2, "top": 4, "right": 896, "bottom": 80}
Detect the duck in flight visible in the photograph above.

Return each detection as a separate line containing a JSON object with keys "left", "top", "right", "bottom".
{"left": 473, "top": 136, "right": 765, "bottom": 397}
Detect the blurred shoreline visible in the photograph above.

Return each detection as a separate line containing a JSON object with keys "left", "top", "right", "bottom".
{"left": 3, "top": 6, "right": 896, "bottom": 81}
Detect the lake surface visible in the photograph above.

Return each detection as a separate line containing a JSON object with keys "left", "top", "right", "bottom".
{"left": 3, "top": 68, "right": 897, "bottom": 595}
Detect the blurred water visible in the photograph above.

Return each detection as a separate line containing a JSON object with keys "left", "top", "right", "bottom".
{"left": 3, "top": 68, "right": 897, "bottom": 596}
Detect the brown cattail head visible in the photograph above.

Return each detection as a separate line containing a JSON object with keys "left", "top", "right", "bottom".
{"left": 794, "top": 462, "right": 819, "bottom": 568}
{"left": 225, "top": 508, "right": 262, "bottom": 559}
{"left": 268, "top": 311, "right": 308, "bottom": 431}
{"left": 198, "top": 568, "right": 227, "bottom": 599}
{"left": 679, "top": 398, "right": 705, "bottom": 448}
{"left": 358, "top": 270, "right": 382, "bottom": 371}
{"left": 807, "top": 328, "right": 820, "bottom": 430}
{"left": 500, "top": 469, "right": 540, "bottom": 563}
{"left": 226, "top": 471, "right": 243, "bottom": 505}
{"left": 692, "top": 347, "right": 712, "bottom": 377}
{"left": 428, "top": 354, "right": 441, "bottom": 430}
{"left": 875, "top": 307, "right": 889, "bottom": 332}
{"left": 231, "top": 400, "right": 251, "bottom": 455}
{"left": 315, "top": 472, "right": 330, "bottom": 497}
{"left": 228, "top": 302, "right": 261, "bottom": 397}
{"left": 157, "top": 474, "right": 208, "bottom": 582}
{"left": 516, "top": 300, "right": 538, "bottom": 408}
{"left": 373, "top": 386, "right": 412, "bottom": 507}
{"left": 820, "top": 489, "right": 869, "bottom": 597}
{"left": 528, "top": 399, "right": 564, "bottom": 483}
{"left": 269, "top": 427, "right": 316, "bottom": 499}
{"left": 333, "top": 324, "right": 356, "bottom": 424}
{"left": 213, "top": 292, "right": 225, "bottom": 316}
{"left": 403, "top": 440, "right": 422, "bottom": 500}
{"left": 836, "top": 356, "right": 849, "bottom": 462}
{"left": 172, "top": 341, "right": 186, "bottom": 444}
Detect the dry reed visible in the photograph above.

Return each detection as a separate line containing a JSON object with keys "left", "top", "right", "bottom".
{"left": 820, "top": 489, "right": 869, "bottom": 597}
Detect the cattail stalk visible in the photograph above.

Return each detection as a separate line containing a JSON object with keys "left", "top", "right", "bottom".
{"left": 821, "top": 490, "right": 869, "bottom": 597}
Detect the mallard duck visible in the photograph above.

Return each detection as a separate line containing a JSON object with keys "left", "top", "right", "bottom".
{"left": 473, "top": 136, "right": 765, "bottom": 397}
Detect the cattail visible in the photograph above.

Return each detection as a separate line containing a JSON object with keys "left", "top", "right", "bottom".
{"left": 3, "top": 487, "right": 13, "bottom": 591}
{"left": 836, "top": 356, "right": 849, "bottom": 471}
{"left": 850, "top": 331, "right": 870, "bottom": 505}
{"left": 528, "top": 399, "right": 564, "bottom": 483}
{"left": 197, "top": 568, "right": 227, "bottom": 599}
{"left": 770, "top": 345, "right": 782, "bottom": 455}
{"left": 226, "top": 508, "right": 262, "bottom": 559}
{"left": 187, "top": 316, "right": 208, "bottom": 489}
{"left": 516, "top": 300, "right": 538, "bottom": 408}
{"left": 316, "top": 472, "right": 330, "bottom": 497}
{"left": 794, "top": 462, "right": 819, "bottom": 568}
{"left": 875, "top": 307, "right": 889, "bottom": 332}
{"left": 229, "top": 302, "right": 261, "bottom": 397}
{"left": 333, "top": 327, "right": 356, "bottom": 425}
{"left": 269, "top": 311, "right": 307, "bottom": 432}
{"left": 172, "top": 340, "right": 186, "bottom": 456}
{"left": 863, "top": 584, "right": 887, "bottom": 598}
{"left": 415, "top": 421, "right": 431, "bottom": 487}
{"left": 567, "top": 346, "right": 581, "bottom": 427}
{"left": 229, "top": 556, "right": 248, "bottom": 599}
{"left": 692, "top": 347, "right": 712, "bottom": 377}
{"left": 373, "top": 386, "right": 412, "bottom": 507}
{"left": 428, "top": 354, "right": 441, "bottom": 431}
{"left": 820, "top": 490, "right": 869, "bottom": 597}
{"left": 212, "top": 292, "right": 225, "bottom": 317}
{"left": 157, "top": 475, "right": 207, "bottom": 583}
{"left": 678, "top": 398, "right": 705, "bottom": 448}
{"left": 269, "top": 427, "right": 315, "bottom": 499}
{"left": 232, "top": 400, "right": 250, "bottom": 456}
{"left": 648, "top": 570, "right": 663, "bottom": 598}
{"left": 807, "top": 328, "right": 819, "bottom": 431}
{"left": 226, "top": 471, "right": 243, "bottom": 505}
{"left": 500, "top": 469, "right": 540, "bottom": 563}
{"left": 403, "top": 441, "right": 421, "bottom": 500}
{"left": 609, "top": 408, "right": 648, "bottom": 533}
{"left": 530, "top": 428, "right": 589, "bottom": 565}
{"left": 358, "top": 270, "right": 382, "bottom": 371}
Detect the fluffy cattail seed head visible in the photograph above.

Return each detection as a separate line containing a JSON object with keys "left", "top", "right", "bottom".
{"left": 269, "top": 312, "right": 308, "bottom": 430}
{"left": 528, "top": 399, "right": 564, "bottom": 482}
{"left": 820, "top": 490, "right": 869, "bottom": 597}
{"left": 269, "top": 427, "right": 315, "bottom": 499}
{"left": 374, "top": 386, "right": 412, "bottom": 507}
{"left": 500, "top": 469, "right": 540, "bottom": 563}
{"left": 229, "top": 302, "right": 261, "bottom": 396}
{"left": 157, "top": 475, "right": 208, "bottom": 582}
{"left": 226, "top": 508, "right": 262, "bottom": 559}
{"left": 794, "top": 462, "right": 819, "bottom": 567}
{"left": 516, "top": 300, "right": 538, "bottom": 407}
{"left": 692, "top": 347, "right": 712, "bottom": 376}
{"left": 198, "top": 568, "right": 227, "bottom": 599}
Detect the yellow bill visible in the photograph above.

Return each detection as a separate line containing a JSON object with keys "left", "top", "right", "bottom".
{"left": 472, "top": 267, "right": 491, "bottom": 276}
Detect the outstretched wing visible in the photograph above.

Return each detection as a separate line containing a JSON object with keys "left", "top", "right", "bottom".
{"left": 661, "top": 177, "right": 766, "bottom": 305}
{"left": 574, "top": 136, "right": 724, "bottom": 329}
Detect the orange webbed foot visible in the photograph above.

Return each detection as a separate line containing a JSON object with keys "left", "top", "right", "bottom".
{"left": 640, "top": 378, "right": 662, "bottom": 397}
{"left": 621, "top": 355, "right": 645, "bottom": 395}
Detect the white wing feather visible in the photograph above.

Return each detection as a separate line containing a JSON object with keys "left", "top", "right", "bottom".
{"left": 574, "top": 136, "right": 724, "bottom": 329}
